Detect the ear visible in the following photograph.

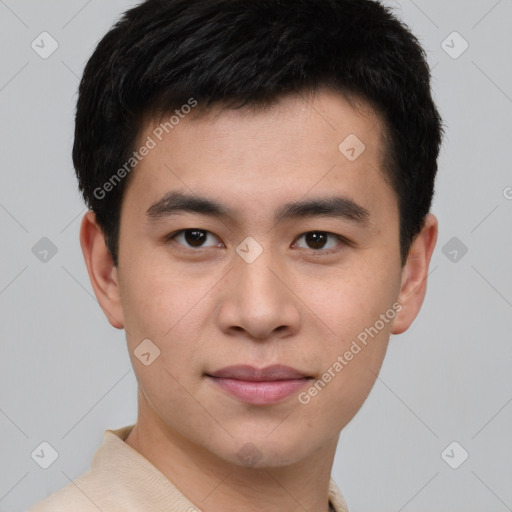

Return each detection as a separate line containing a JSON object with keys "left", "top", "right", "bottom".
{"left": 79, "top": 210, "right": 124, "bottom": 329}
{"left": 391, "top": 213, "right": 438, "bottom": 335}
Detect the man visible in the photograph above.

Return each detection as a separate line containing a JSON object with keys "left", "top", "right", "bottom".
{"left": 28, "top": 0, "right": 442, "bottom": 510}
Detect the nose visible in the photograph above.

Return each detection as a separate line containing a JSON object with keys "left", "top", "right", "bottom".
{"left": 216, "top": 248, "right": 302, "bottom": 341}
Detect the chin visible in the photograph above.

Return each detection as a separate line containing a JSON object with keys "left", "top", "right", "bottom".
{"left": 209, "top": 429, "right": 320, "bottom": 469}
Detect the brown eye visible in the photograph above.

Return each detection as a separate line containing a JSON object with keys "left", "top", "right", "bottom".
{"left": 294, "top": 231, "right": 346, "bottom": 252}
{"left": 184, "top": 230, "right": 207, "bottom": 247}
{"left": 168, "top": 229, "right": 221, "bottom": 249}
{"left": 305, "top": 232, "right": 328, "bottom": 249}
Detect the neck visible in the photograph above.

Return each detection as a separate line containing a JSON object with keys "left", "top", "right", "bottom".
{"left": 124, "top": 390, "right": 339, "bottom": 512}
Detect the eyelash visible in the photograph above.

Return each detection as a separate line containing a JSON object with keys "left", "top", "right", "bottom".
{"left": 165, "top": 229, "right": 351, "bottom": 255}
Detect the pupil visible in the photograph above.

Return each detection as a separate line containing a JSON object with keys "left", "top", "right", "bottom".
{"left": 185, "top": 230, "right": 205, "bottom": 247}
{"left": 307, "top": 232, "right": 326, "bottom": 249}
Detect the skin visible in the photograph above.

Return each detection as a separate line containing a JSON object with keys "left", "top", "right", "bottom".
{"left": 80, "top": 87, "right": 437, "bottom": 512}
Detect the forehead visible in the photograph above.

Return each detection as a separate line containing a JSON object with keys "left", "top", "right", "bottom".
{"left": 122, "top": 88, "right": 397, "bottom": 227}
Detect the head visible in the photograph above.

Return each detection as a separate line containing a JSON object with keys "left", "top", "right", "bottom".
{"left": 78, "top": 0, "right": 442, "bottom": 468}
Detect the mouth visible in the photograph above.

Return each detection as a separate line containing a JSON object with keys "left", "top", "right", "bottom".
{"left": 205, "top": 364, "right": 313, "bottom": 405}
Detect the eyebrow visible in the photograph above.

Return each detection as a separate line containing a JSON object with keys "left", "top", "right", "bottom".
{"left": 146, "top": 190, "right": 370, "bottom": 226}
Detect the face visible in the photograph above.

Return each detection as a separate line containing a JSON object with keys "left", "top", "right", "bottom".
{"left": 83, "top": 88, "right": 436, "bottom": 468}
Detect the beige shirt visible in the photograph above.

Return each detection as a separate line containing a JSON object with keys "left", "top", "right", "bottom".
{"left": 28, "top": 424, "right": 349, "bottom": 512}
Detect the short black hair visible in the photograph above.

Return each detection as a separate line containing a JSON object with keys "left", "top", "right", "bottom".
{"left": 73, "top": 0, "right": 443, "bottom": 267}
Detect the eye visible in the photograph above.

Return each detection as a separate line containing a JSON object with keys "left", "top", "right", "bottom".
{"left": 166, "top": 229, "right": 349, "bottom": 254}
{"left": 293, "top": 231, "right": 347, "bottom": 253}
{"left": 166, "top": 229, "right": 222, "bottom": 249}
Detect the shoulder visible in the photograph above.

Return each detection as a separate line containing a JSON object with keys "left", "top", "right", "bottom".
{"left": 26, "top": 471, "right": 101, "bottom": 511}
{"left": 27, "top": 426, "right": 137, "bottom": 511}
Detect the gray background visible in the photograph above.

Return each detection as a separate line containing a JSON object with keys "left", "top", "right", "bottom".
{"left": 1, "top": 1, "right": 511, "bottom": 511}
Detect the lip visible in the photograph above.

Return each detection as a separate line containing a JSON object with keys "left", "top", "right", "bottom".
{"left": 206, "top": 364, "right": 312, "bottom": 405}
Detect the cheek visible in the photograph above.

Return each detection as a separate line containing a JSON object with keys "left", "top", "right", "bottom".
{"left": 119, "top": 264, "right": 207, "bottom": 405}
{"left": 297, "top": 312, "right": 392, "bottom": 435}
{"left": 294, "top": 261, "right": 399, "bottom": 408}
{"left": 120, "top": 253, "right": 200, "bottom": 334}
{"left": 119, "top": 255, "right": 221, "bottom": 377}
{"left": 300, "top": 261, "right": 400, "bottom": 346}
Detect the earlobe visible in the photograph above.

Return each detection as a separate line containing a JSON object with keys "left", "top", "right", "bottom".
{"left": 80, "top": 211, "right": 125, "bottom": 329}
{"left": 391, "top": 213, "right": 438, "bottom": 335}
